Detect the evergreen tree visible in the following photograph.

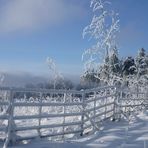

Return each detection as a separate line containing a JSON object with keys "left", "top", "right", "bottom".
{"left": 122, "top": 57, "right": 137, "bottom": 76}
{"left": 135, "top": 48, "right": 148, "bottom": 91}
{"left": 82, "top": 69, "right": 100, "bottom": 88}
{"left": 109, "top": 47, "right": 121, "bottom": 75}
{"left": 135, "top": 48, "right": 148, "bottom": 77}
{"left": 95, "top": 47, "right": 122, "bottom": 86}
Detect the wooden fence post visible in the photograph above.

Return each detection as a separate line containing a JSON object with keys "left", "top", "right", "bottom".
{"left": 62, "top": 93, "right": 66, "bottom": 140}
{"left": 80, "top": 90, "right": 85, "bottom": 136}
{"left": 113, "top": 87, "right": 120, "bottom": 121}
{"left": 3, "top": 90, "right": 16, "bottom": 148}
{"left": 118, "top": 88, "right": 122, "bottom": 120}
{"left": 104, "top": 89, "right": 108, "bottom": 119}
{"left": 93, "top": 91, "right": 96, "bottom": 131}
{"left": 37, "top": 92, "right": 42, "bottom": 138}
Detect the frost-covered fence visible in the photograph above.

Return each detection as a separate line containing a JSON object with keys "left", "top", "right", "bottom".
{"left": 0, "top": 86, "right": 116, "bottom": 146}
{"left": 115, "top": 86, "right": 148, "bottom": 119}
{"left": 80, "top": 86, "right": 116, "bottom": 135}
{"left": 0, "top": 85, "right": 147, "bottom": 147}
{"left": 0, "top": 89, "right": 10, "bottom": 145}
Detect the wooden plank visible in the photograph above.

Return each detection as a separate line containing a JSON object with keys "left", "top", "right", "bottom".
{"left": 86, "top": 94, "right": 115, "bottom": 103}
{"left": 15, "top": 121, "right": 82, "bottom": 131}
{"left": 85, "top": 102, "right": 114, "bottom": 112}
{"left": 0, "top": 126, "right": 7, "bottom": 131}
{"left": 14, "top": 102, "right": 83, "bottom": 107}
{"left": 0, "top": 102, "right": 9, "bottom": 106}
{"left": 0, "top": 115, "right": 9, "bottom": 120}
{"left": 13, "top": 112, "right": 82, "bottom": 120}
{"left": 88, "top": 109, "right": 114, "bottom": 120}
{"left": 120, "top": 104, "right": 147, "bottom": 107}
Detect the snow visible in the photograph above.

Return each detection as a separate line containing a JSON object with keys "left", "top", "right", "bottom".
{"left": 4, "top": 111, "right": 148, "bottom": 148}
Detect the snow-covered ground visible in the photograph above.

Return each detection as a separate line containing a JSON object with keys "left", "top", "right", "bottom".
{"left": 5, "top": 111, "right": 148, "bottom": 148}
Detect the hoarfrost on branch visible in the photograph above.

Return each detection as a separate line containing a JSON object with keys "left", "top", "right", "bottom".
{"left": 82, "top": 0, "right": 120, "bottom": 75}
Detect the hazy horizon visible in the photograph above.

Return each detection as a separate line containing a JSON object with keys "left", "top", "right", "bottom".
{"left": 0, "top": 71, "right": 80, "bottom": 87}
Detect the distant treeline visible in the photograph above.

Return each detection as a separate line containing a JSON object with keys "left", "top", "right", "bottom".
{"left": 24, "top": 79, "right": 88, "bottom": 90}
{"left": 82, "top": 48, "right": 148, "bottom": 88}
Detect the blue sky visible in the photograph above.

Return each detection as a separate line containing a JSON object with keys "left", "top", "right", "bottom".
{"left": 0, "top": 0, "right": 147, "bottom": 78}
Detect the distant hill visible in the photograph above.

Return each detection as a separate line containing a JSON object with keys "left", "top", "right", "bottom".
{"left": 1, "top": 73, "right": 47, "bottom": 87}
{"left": 0, "top": 72, "right": 80, "bottom": 88}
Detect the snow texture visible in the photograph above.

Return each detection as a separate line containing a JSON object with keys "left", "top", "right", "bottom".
{"left": 5, "top": 111, "right": 148, "bottom": 148}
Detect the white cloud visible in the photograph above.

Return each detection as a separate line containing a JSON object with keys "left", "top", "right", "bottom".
{"left": 0, "top": 0, "right": 85, "bottom": 33}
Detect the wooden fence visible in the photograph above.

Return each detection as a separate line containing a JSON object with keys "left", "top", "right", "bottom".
{"left": 0, "top": 85, "right": 147, "bottom": 147}
{"left": 0, "top": 86, "right": 116, "bottom": 147}
{"left": 115, "top": 87, "right": 148, "bottom": 119}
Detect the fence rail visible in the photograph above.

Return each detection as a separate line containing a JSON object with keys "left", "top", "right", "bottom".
{"left": 0, "top": 85, "right": 147, "bottom": 147}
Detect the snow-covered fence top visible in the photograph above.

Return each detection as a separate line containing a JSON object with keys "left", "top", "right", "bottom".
{"left": 0, "top": 86, "right": 116, "bottom": 147}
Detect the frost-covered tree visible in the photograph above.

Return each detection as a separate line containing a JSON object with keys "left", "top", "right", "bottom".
{"left": 135, "top": 48, "right": 148, "bottom": 77}
{"left": 122, "top": 57, "right": 137, "bottom": 76}
{"left": 121, "top": 49, "right": 148, "bottom": 91}
{"left": 110, "top": 47, "right": 121, "bottom": 75}
{"left": 135, "top": 48, "right": 148, "bottom": 91}
{"left": 95, "top": 47, "right": 122, "bottom": 86}
{"left": 0, "top": 73, "right": 5, "bottom": 86}
{"left": 121, "top": 57, "right": 137, "bottom": 88}
{"left": 81, "top": 69, "right": 100, "bottom": 88}
{"left": 82, "top": 0, "right": 120, "bottom": 86}
{"left": 46, "top": 57, "right": 65, "bottom": 89}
